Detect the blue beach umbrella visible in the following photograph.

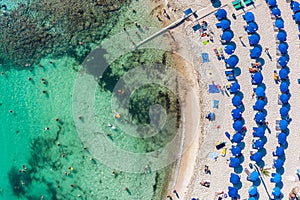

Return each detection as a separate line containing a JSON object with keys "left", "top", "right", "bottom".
{"left": 250, "top": 151, "right": 263, "bottom": 162}
{"left": 253, "top": 100, "right": 265, "bottom": 111}
{"left": 268, "top": 0, "right": 277, "bottom": 7}
{"left": 277, "top": 31, "right": 287, "bottom": 42}
{"left": 255, "top": 112, "right": 265, "bottom": 123}
{"left": 255, "top": 87, "right": 265, "bottom": 97}
{"left": 280, "top": 94, "right": 289, "bottom": 104}
{"left": 247, "top": 22, "right": 258, "bottom": 33}
{"left": 232, "top": 95, "right": 242, "bottom": 107}
{"left": 280, "top": 119, "right": 288, "bottom": 130}
{"left": 230, "top": 82, "right": 240, "bottom": 93}
{"left": 225, "top": 44, "right": 236, "bottom": 55}
{"left": 272, "top": 187, "right": 281, "bottom": 197}
{"left": 275, "top": 146, "right": 284, "bottom": 156}
{"left": 248, "top": 34, "right": 260, "bottom": 45}
{"left": 254, "top": 127, "right": 265, "bottom": 137}
{"left": 228, "top": 186, "right": 238, "bottom": 198}
{"left": 233, "top": 120, "right": 243, "bottom": 131}
{"left": 272, "top": 7, "right": 281, "bottom": 17}
{"left": 278, "top": 56, "right": 288, "bottom": 67}
{"left": 232, "top": 108, "right": 242, "bottom": 119}
{"left": 275, "top": 18, "right": 284, "bottom": 29}
{"left": 274, "top": 159, "right": 284, "bottom": 169}
{"left": 231, "top": 145, "right": 242, "bottom": 156}
{"left": 220, "top": 19, "right": 231, "bottom": 30}
{"left": 249, "top": 171, "right": 259, "bottom": 181}
{"left": 280, "top": 82, "right": 289, "bottom": 93}
{"left": 280, "top": 106, "right": 289, "bottom": 117}
{"left": 232, "top": 133, "right": 243, "bottom": 143}
{"left": 292, "top": 2, "right": 300, "bottom": 13}
{"left": 230, "top": 173, "right": 240, "bottom": 185}
{"left": 253, "top": 73, "right": 263, "bottom": 84}
{"left": 253, "top": 139, "right": 265, "bottom": 149}
{"left": 215, "top": 9, "right": 227, "bottom": 20}
{"left": 243, "top": 12, "right": 255, "bottom": 23}
{"left": 279, "top": 68, "right": 289, "bottom": 79}
{"left": 222, "top": 31, "right": 234, "bottom": 41}
{"left": 278, "top": 133, "right": 287, "bottom": 145}
{"left": 272, "top": 173, "right": 282, "bottom": 183}
{"left": 278, "top": 43, "right": 288, "bottom": 54}
{"left": 294, "top": 12, "right": 300, "bottom": 23}
{"left": 249, "top": 186, "right": 258, "bottom": 196}
{"left": 226, "top": 55, "right": 239, "bottom": 67}
{"left": 250, "top": 47, "right": 262, "bottom": 58}
{"left": 229, "top": 157, "right": 241, "bottom": 168}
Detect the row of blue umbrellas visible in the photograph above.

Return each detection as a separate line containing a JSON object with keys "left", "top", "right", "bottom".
{"left": 291, "top": 1, "right": 300, "bottom": 23}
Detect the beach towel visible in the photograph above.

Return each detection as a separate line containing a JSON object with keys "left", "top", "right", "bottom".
{"left": 208, "top": 84, "right": 220, "bottom": 93}
{"left": 203, "top": 40, "right": 209, "bottom": 45}
{"left": 209, "top": 152, "right": 218, "bottom": 159}
{"left": 192, "top": 24, "right": 201, "bottom": 32}
{"left": 202, "top": 53, "right": 210, "bottom": 63}
{"left": 213, "top": 100, "right": 219, "bottom": 108}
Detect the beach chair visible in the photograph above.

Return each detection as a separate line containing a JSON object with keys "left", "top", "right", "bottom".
{"left": 244, "top": 0, "right": 254, "bottom": 6}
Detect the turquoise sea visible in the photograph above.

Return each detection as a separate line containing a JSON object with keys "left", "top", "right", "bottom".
{"left": 0, "top": 0, "right": 179, "bottom": 199}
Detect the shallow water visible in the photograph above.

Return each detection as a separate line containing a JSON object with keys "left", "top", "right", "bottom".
{"left": 0, "top": 0, "right": 178, "bottom": 199}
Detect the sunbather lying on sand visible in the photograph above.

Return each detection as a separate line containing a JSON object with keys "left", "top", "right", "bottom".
{"left": 200, "top": 180, "right": 210, "bottom": 188}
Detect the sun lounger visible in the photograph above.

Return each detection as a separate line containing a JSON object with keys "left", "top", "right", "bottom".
{"left": 218, "top": 47, "right": 225, "bottom": 60}
{"left": 232, "top": 0, "right": 241, "bottom": 5}
{"left": 278, "top": 95, "right": 283, "bottom": 105}
{"left": 244, "top": 0, "right": 254, "bottom": 6}
{"left": 213, "top": 48, "right": 221, "bottom": 60}
{"left": 244, "top": 167, "right": 251, "bottom": 180}
{"left": 227, "top": 75, "right": 236, "bottom": 81}
{"left": 225, "top": 70, "right": 234, "bottom": 76}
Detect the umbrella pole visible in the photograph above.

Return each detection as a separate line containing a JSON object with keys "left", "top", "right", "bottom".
{"left": 249, "top": 163, "right": 273, "bottom": 200}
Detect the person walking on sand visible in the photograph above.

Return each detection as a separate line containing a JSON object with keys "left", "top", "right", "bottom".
{"left": 166, "top": 195, "right": 173, "bottom": 200}
{"left": 265, "top": 47, "right": 269, "bottom": 53}
{"left": 173, "top": 190, "right": 180, "bottom": 198}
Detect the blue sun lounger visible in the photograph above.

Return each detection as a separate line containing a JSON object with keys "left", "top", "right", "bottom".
{"left": 225, "top": 70, "right": 234, "bottom": 76}
{"left": 227, "top": 75, "right": 236, "bottom": 81}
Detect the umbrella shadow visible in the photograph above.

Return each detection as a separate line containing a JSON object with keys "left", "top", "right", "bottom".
{"left": 234, "top": 67, "right": 241, "bottom": 76}
{"left": 234, "top": 165, "right": 243, "bottom": 174}
{"left": 233, "top": 181, "right": 243, "bottom": 189}
{"left": 280, "top": 141, "right": 288, "bottom": 149}
{"left": 256, "top": 160, "right": 265, "bottom": 168}
{"left": 238, "top": 154, "right": 245, "bottom": 164}
{"left": 237, "top": 141, "right": 245, "bottom": 149}
{"left": 256, "top": 58, "right": 265, "bottom": 67}
{"left": 228, "top": 41, "right": 237, "bottom": 48}
{"left": 212, "top": 0, "right": 222, "bottom": 8}
{"left": 275, "top": 181, "right": 283, "bottom": 189}
{"left": 276, "top": 167, "right": 285, "bottom": 175}
{"left": 236, "top": 91, "right": 244, "bottom": 100}
{"left": 253, "top": 178, "right": 261, "bottom": 186}
{"left": 258, "top": 148, "right": 267, "bottom": 157}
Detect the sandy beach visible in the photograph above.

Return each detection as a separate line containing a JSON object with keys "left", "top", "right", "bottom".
{"left": 156, "top": 0, "right": 300, "bottom": 199}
